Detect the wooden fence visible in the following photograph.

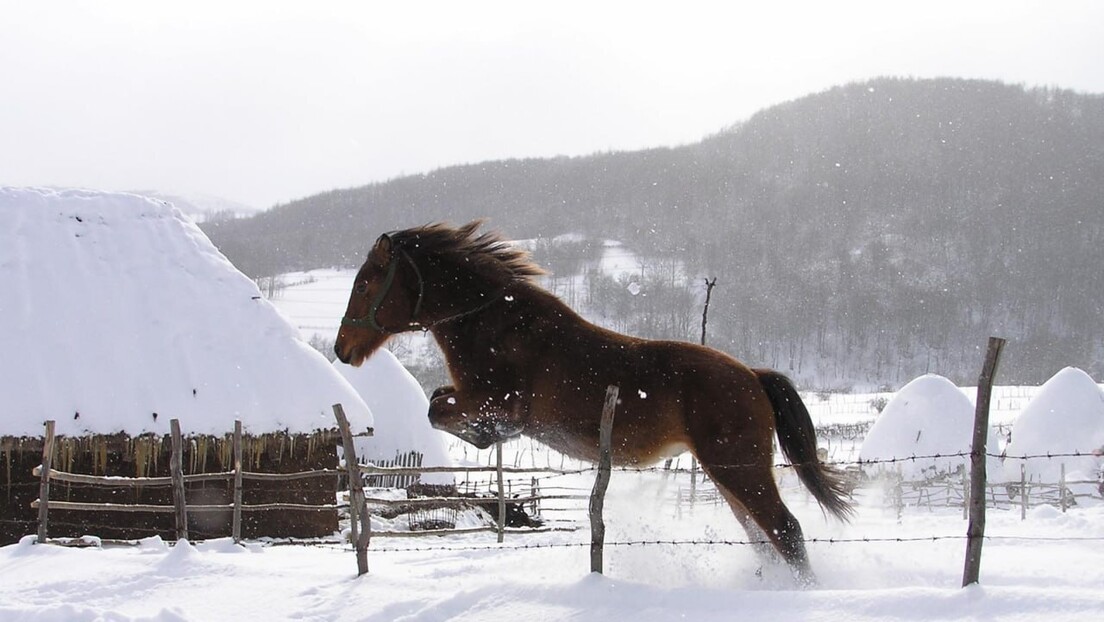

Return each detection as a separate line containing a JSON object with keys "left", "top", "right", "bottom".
{"left": 884, "top": 464, "right": 1100, "bottom": 518}
{"left": 31, "top": 408, "right": 359, "bottom": 546}
{"left": 355, "top": 456, "right": 589, "bottom": 539}
{"left": 27, "top": 399, "right": 603, "bottom": 576}
{"left": 363, "top": 451, "right": 424, "bottom": 489}
{"left": 344, "top": 385, "right": 622, "bottom": 575}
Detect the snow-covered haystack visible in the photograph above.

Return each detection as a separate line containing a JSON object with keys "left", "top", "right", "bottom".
{"left": 859, "top": 374, "right": 999, "bottom": 479}
{"left": 0, "top": 187, "right": 372, "bottom": 543}
{"left": 335, "top": 350, "right": 454, "bottom": 485}
{"left": 0, "top": 187, "right": 371, "bottom": 436}
{"left": 1003, "top": 367, "right": 1104, "bottom": 486}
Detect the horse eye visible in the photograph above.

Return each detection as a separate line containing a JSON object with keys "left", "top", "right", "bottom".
{"left": 355, "top": 282, "right": 368, "bottom": 294}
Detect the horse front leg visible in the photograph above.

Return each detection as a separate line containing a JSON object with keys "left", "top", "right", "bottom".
{"left": 430, "top": 385, "right": 456, "bottom": 401}
{"left": 427, "top": 389, "right": 527, "bottom": 449}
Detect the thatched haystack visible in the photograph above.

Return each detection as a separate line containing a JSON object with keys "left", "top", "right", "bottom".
{"left": 0, "top": 188, "right": 372, "bottom": 544}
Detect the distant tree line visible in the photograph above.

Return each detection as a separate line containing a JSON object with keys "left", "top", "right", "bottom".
{"left": 203, "top": 77, "right": 1104, "bottom": 387}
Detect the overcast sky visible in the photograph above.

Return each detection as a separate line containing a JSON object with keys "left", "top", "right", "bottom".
{"left": 2, "top": 1, "right": 1102, "bottom": 209}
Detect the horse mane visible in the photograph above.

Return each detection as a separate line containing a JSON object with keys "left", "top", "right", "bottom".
{"left": 388, "top": 220, "right": 546, "bottom": 282}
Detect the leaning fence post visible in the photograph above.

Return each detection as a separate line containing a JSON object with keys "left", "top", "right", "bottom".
{"left": 590, "top": 385, "right": 619, "bottom": 574}
{"left": 962, "top": 336, "right": 1005, "bottom": 587}
{"left": 496, "top": 441, "right": 506, "bottom": 543}
{"left": 36, "top": 420, "right": 56, "bottom": 544}
{"left": 232, "top": 420, "right": 244, "bottom": 544}
{"left": 334, "top": 403, "right": 370, "bottom": 576}
{"left": 170, "top": 419, "right": 189, "bottom": 541}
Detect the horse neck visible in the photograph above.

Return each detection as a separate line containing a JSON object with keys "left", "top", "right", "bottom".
{"left": 418, "top": 264, "right": 502, "bottom": 318}
{"left": 427, "top": 281, "right": 579, "bottom": 355}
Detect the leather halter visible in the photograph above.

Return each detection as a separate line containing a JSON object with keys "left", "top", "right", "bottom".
{"left": 340, "top": 234, "right": 515, "bottom": 334}
{"left": 340, "top": 236, "right": 425, "bottom": 333}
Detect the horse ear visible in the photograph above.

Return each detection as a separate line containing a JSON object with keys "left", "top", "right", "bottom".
{"left": 374, "top": 233, "right": 394, "bottom": 257}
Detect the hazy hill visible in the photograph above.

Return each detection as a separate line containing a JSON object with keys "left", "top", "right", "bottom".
{"left": 203, "top": 77, "right": 1104, "bottom": 387}
{"left": 132, "top": 190, "right": 261, "bottom": 223}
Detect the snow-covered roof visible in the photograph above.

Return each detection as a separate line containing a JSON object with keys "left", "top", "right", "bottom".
{"left": 1004, "top": 367, "right": 1104, "bottom": 481}
{"left": 0, "top": 187, "right": 372, "bottom": 437}
{"left": 859, "top": 374, "right": 999, "bottom": 478}
{"left": 334, "top": 350, "right": 454, "bottom": 482}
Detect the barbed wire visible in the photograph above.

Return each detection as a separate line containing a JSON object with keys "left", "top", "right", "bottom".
{"left": 14, "top": 515, "right": 1104, "bottom": 556}
{"left": 515, "top": 450, "right": 1104, "bottom": 480}
{"left": 369, "top": 450, "right": 1103, "bottom": 488}
{"left": 13, "top": 522, "right": 1104, "bottom": 553}
{"left": 365, "top": 533, "right": 1104, "bottom": 554}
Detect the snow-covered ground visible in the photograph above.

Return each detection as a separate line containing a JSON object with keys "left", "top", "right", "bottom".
{"left": 3, "top": 465, "right": 1104, "bottom": 621}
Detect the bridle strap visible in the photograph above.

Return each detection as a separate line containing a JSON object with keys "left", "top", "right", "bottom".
{"left": 340, "top": 247, "right": 425, "bottom": 333}
{"left": 366, "top": 253, "right": 400, "bottom": 331}
{"left": 341, "top": 244, "right": 513, "bottom": 334}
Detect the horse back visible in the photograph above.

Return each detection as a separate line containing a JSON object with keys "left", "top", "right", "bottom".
{"left": 524, "top": 324, "right": 774, "bottom": 466}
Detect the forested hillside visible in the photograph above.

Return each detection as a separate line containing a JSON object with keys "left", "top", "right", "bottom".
{"left": 203, "top": 77, "right": 1104, "bottom": 387}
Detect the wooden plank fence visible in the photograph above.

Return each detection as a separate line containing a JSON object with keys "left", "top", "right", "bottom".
{"left": 31, "top": 406, "right": 361, "bottom": 546}
{"left": 362, "top": 451, "right": 424, "bottom": 489}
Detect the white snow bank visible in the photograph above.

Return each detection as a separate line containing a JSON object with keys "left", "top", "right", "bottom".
{"left": 4, "top": 495, "right": 1104, "bottom": 621}
{"left": 859, "top": 374, "right": 999, "bottom": 478}
{"left": 334, "top": 350, "right": 454, "bottom": 483}
{"left": 1003, "top": 367, "right": 1104, "bottom": 482}
{"left": 0, "top": 187, "right": 371, "bottom": 437}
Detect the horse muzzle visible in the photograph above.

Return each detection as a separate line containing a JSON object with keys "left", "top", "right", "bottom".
{"left": 333, "top": 339, "right": 362, "bottom": 367}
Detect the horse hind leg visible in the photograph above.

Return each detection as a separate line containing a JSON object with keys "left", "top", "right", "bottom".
{"left": 703, "top": 462, "right": 816, "bottom": 586}
{"left": 720, "top": 494, "right": 781, "bottom": 572}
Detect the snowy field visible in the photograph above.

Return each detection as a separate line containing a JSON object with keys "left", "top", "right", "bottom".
{"left": 3, "top": 460, "right": 1104, "bottom": 621}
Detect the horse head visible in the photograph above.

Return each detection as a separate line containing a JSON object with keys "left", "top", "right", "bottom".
{"left": 334, "top": 233, "right": 426, "bottom": 366}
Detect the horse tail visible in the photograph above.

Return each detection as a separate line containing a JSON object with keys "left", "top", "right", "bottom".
{"left": 755, "top": 369, "right": 855, "bottom": 521}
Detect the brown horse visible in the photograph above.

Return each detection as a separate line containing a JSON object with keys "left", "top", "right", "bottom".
{"left": 334, "top": 221, "right": 853, "bottom": 583}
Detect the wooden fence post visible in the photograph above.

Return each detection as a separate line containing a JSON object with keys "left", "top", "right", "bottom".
{"left": 690, "top": 458, "right": 698, "bottom": 506}
{"left": 36, "top": 420, "right": 56, "bottom": 544}
{"left": 496, "top": 441, "right": 506, "bottom": 543}
{"left": 590, "top": 385, "right": 619, "bottom": 574}
{"left": 962, "top": 336, "right": 1005, "bottom": 587}
{"left": 961, "top": 467, "right": 969, "bottom": 520}
{"left": 531, "top": 476, "right": 540, "bottom": 518}
{"left": 1020, "top": 463, "right": 1028, "bottom": 520}
{"left": 1059, "top": 463, "right": 1067, "bottom": 513}
{"left": 692, "top": 277, "right": 714, "bottom": 502}
{"left": 170, "top": 419, "right": 189, "bottom": 541}
{"left": 894, "top": 464, "right": 903, "bottom": 522}
{"left": 232, "top": 420, "right": 244, "bottom": 544}
{"left": 334, "top": 403, "right": 370, "bottom": 576}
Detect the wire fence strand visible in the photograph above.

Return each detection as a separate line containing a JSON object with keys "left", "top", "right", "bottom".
{"left": 521, "top": 450, "right": 1103, "bottom": 479}
{"left": 365, "top": 533, "right": 1104, "bottom": 554}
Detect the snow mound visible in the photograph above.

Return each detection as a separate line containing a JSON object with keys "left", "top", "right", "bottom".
{"left": 0, "top": 187, "right": 371, "bottom": 437}
{"left": 1003, "top": 367, "right": 1104, "bottom": 482}
{"left": 859, "top": 374, "right": 998, "bottom": 479}
{"left": 334, "top": 350, "right": 454, "bottom": 483}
